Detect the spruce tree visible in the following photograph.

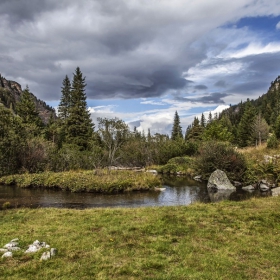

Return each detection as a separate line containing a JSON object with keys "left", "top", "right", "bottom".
{"left": 171, "top": 111, "right": 183, "bottom": 140}
{"left": 16, "top": 86, "right": 43, "bottom": 128}
{"left": 58, "top": 75, "right": 71, "bottom": 120}
{"left": 200, "top": 113, "right": 206, "bottom": 127}
{"left": 237, "top": 102, "right": 256, "bottom": 147}
{"left": 65, "top": 67, "right": 94, "bottom": 150}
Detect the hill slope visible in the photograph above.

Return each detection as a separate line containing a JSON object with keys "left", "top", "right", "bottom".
{"left": 0, "top": 74, "right": 55, "bottom": 124}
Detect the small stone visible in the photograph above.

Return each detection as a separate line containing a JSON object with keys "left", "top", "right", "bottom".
{"left": 242, "top": 185, "right": 255, "bottom": 191}
{"left": 259, "top": 183, "right": 270, "bottom": 192}
{"left": 40, "top": 251, "right": 51, "bottom": 261}
{"left": 33, "top": 240, "right": 40, "bottom": 246}
{"left": 2, "top": 251, "right": 13, "bottom": 258}
{"left": 8, "top": 247, "right": 21, "bottom": 251}
{"left": 25, "top": 244, "right": 40, "bottom": 253}
{"left": 4, "top": 242, "right": 18, "bottom": 249}
{"left": 50, "top": 248, "right": 57, "bottom": 257}
{"left": 46, "top": 244, "right": 50, "bottom": 248}
{"left": 0, "top": 249, "right": 8, "bottom": 253}
{"left": 11, "top": 238, "right": 19, "bottom": 243}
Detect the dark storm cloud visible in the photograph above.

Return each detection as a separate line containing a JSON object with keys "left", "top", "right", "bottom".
{"left": 214, "top": 80, "right": 227, "bottom": 88}
{"left": 0, "top": 0, "right": 64, "bottom": 24}
{"left": 194, "top": 84, "right": 208, "bottom": 90}
{"left": 1, "top": 0, "right": 280, "bottom": 105}
{"left": 224, "top": 52, "right": 280, "bottom": 96}
{"left": 176, "top": 92, "right": 229, "bottom": 104}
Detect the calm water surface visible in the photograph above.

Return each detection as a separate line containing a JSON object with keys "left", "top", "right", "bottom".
{"left": 0, "top": 176, "right": 269, "bottom": 209}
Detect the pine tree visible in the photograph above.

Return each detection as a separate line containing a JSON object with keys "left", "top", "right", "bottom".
{"left": 16, "top": 86, "right": 43, "bottom": 128}
{"left": 200, "top": 113, "right": 206, "bottom": 128}
{"left": 237, "top": 102, "right": 256, "bottom": 147}
{"left": 58, "top": 75, "right": 71, "bottom": 120}
{"left": 207, "top": 112, "right": 213, "bottom": 124}
{"left": 171, "top": 111, "right": 183, "bottom": 140}
{"left": 65, "top": 67, "right": 94, "bottom": 150}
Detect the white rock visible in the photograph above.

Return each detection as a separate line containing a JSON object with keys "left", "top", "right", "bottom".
{"left": 4, "top": 242, "right": 18, "bottom": 249}
{"left": 272, "top": 187, "right": 280, "bottom": 197}
{"left": 40, "top": 251, "right": 51, "bottom": 261}
{"left": 2, "top": 251, "right": 13, "bottom": 258}
{"left": 11, "top": 238, "right": 19, "bottom": 242}
{"left": 242, "top": 185, "right": 255, "bottom": 191}
{"left": 50, "top": 248, "right": 57, "bottom": 257}
{"left": 0, "top": 248, "right": 8, "bottom": 253}
{"left": 25, "top": 244, "right": 40, "bottom": 253}
{"left": 33, "top": 240, "right": 40, "bottom": 246}
{"left": 46, "top": 244, "right": 50, "bottom": 248}
{"left": 8, "top": 247, "right": 21, "bottom": 251}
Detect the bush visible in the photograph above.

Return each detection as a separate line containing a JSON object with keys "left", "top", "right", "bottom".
{"left": 184, "top": 141, "right": 199, "bottom": 156}
{"left": 196, "top": 141, "right": 247, "bottom": 181}
{"left": 267, "top": 133, "right": 278, "bottom": 149}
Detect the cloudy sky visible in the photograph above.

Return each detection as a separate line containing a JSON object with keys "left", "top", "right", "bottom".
{"left": 1, "top": 0, "right": 280, "bottom": 135}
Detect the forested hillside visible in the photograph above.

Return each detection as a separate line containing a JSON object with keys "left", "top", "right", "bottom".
{"left": 0, "top": 74, "right": 55, "bottom": 124}
{"left": 186, "top": 75, "right": 280, "bottom": 148}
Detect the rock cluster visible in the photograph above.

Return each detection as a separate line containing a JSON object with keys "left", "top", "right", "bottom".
{"left": 1, "top": 239, "right": 57, "bottom": 261}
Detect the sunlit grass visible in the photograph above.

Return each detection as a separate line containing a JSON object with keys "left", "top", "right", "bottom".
{"left": 1, "top": 197, "right": 280, "bottom": 279}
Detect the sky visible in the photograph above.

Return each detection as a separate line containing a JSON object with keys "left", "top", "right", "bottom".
{"left": 1, "top": 0, "right": 280, "bottom": 135}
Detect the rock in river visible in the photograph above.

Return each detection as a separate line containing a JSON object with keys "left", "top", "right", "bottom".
{"left": 207, "top": 169, "right": 235, "bottom": 191}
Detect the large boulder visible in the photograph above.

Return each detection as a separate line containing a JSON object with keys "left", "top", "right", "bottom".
{"left": 207, "top": 169, "right": 235, "bottom": 191}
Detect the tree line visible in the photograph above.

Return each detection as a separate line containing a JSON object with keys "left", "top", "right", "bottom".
{"left": 0, "top": 69, "right": 279, "bottom": 176}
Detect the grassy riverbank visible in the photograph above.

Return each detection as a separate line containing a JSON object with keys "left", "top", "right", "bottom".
{"left": 0, "top": 170, "right": 161, "bottom": 193}
{"left": 1, "top": 197, "right": 280, "bottom": 279}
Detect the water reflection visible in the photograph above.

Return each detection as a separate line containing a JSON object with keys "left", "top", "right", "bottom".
{"left": 0, "top": 176, "right": 210, "bottom": 209}
{"left": 0, "top": 176, "right": 272, "bottom": 209}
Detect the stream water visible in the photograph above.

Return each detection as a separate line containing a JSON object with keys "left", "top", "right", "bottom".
{"left": 0, "top": 176, "right": 269, "bottom": 209}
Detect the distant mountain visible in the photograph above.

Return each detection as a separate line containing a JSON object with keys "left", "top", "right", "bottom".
{"left": 0, "top": 74, "right": 55, "bottom": 124}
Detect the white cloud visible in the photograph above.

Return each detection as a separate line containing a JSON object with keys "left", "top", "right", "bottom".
{"left": 276, "top": 21, "right": 280, "bottom": 30}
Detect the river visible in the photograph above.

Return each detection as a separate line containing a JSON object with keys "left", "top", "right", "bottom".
{"left": 0, "top": 176, "right": 269, "bottom": 209}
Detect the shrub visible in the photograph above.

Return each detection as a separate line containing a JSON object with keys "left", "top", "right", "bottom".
{"left": 267, "top": 133, "right": 278, "bottom": 149}
{"left": 196, "top": 141, "right": 247, "bottom": 181}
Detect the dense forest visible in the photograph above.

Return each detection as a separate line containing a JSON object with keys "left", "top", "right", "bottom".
{"left": 0, "top": 68, "right": 279, "bottom": 178}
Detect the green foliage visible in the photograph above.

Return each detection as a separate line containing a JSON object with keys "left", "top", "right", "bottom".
{"left": 48, "top": 144, "right": 97, "bottom": 172}
{"left": 274, "top": 115, "right": 280, "bottom": 139}
{"left": 171, "top": 111, "right": 183, "bottom": 140}
{"left": 185, "top": 117, "right": 204, "bottom": 141}
{"left": 16, "top": 86, "right": 43, "bottom": 130}
{"left": 184, "top": 141, "right": 199, "bottom": 156}
{"left": 97, "top": 117, "right": 129, "bottom": 167}
{"left": 157, "top": 156, "right": 194, "bottom": 174}
{"left": 64, "top": 67, "right": 94, "bottom": 150}
{"left": 237, "top": 101, "right": 256, "bottom": 147}
{"left": 196, "top": 141, "right": 247, "bottom": 180}
{"left": 0, "top": 106, "right": 25, "bottom": 176}
{"left": 202, "top": 120, "right": 233, "bottom": 142}
{"left": 267, "top": 133, "right": 279, "bottom": 149}
{"left": 58, "top": 75, "right": 71, "bottom": 120}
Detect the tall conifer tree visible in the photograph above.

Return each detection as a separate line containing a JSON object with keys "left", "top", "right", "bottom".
{"left": 58, "top": 75, "right": 71, "bottom": 120}
{"left": 65, "top": 67, "right": 94, "bottom": 150}
{"left": 171, "top": 111, "right": 183, "bottom": 140}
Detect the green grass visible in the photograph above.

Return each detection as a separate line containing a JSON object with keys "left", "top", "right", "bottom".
{"left": 1, "top": 197, "right": 280, "bottom": 279}
{"left": 0, "top": 170, "right": 161, "bottom": 193}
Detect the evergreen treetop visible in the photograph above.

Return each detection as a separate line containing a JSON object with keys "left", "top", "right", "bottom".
{"left": 171, "top": 111, "right": 183, "bottom": 140}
